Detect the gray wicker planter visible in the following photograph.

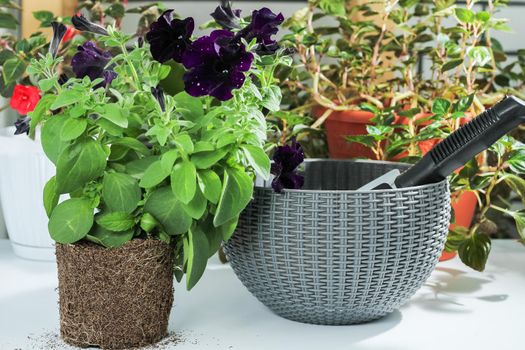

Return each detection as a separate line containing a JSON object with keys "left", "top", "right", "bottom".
{"left": 224, "top": 159, "right": 451, "bottom": 325}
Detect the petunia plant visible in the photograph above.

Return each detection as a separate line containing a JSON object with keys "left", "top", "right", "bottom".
{"left": 28, "top": 6, "right": 288, "bottom": 289}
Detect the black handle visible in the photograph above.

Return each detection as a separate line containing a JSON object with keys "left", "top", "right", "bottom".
{"left": 395, "top": 96, "right": 525, "bottom": 188}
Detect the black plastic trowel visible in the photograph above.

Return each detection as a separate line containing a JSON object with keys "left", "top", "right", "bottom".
{"left": 358, "top": 96, "right": 525, "bottom": 191}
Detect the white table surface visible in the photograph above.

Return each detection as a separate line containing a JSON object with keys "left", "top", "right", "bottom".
{"left": 1, "top": 238, "right": 524, "bottom": 350}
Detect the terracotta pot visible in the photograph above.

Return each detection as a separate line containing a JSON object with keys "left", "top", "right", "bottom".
{"left": 56, "top": 239, "right": 174, "bottom": 349}
{"left": 313, "top": 106, "right": 377, "bottom": 159}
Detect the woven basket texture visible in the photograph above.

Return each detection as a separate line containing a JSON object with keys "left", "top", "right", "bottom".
{"left": 225, "top": 160, "right": 451, "bottom": 325}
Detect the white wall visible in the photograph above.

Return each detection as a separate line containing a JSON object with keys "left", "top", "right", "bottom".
{"left": 0, "top": 28, "right": 15, "bottom": 239}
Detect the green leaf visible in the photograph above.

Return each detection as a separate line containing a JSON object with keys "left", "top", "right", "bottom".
{"left": 111, "top": 137, "right": 150, "bottom": 156}
{"left": 191, "top": 148, "right": 229, "bottom": 169}
{"left": 37, "top": 78, "right": 57, "bottom": 92}
{"left": 2, "top": 57, "right": 26, "bottom": 83}
{"left": 159, "top": 61, "right": 185, "bottom": 95}
{"left": 29, "top": 94, "right": 56, "bottom": 139}
{"left": 139, "top": 160, "right": 171, "bottom": 188}
{"left": 96, "top": 211, "right": 135, "bottom": 232}
{"left": 431, "top": 98, "right": 451, "bottom": 115}
{"left": 455, "top": 8, "right": 475, "bottom": 23}
{"left": 182, "top": 188, "right": 207, "bottom": 219}
{"left": 441, "top": 58, "right": 463, "bottom": 72}
{"left": 318, "top": 0, "right": 346, "bottom": 16}
{"left": 174, "top": 91, "right": 204, "bottom": 121}
{"left": 445, "top": 226, "right": 468, "bottom": 252}
{"left": 87, "top": 224, "right": 133, "bottom": 248}
{"left": 126, "top": 156, "right": 158, "bottom": 179}
{"left": 173, "top": 133, "right": 194, "bottom": 154}
{"left": 50, "top": 89, "right": 83, "bottom": 110}
{"left": 454, "top": 94, "right": 475, "bottom": 112}
{"left": 345, "top": 135, "right": 376, "bottom": 148}
{"left": 144, "top": 187, "right": 192, "bottom": 235}
{"left": 507, "top": 150, "right": 525, "bottom": 174}
{"left": 213, "top": 167, "right": 253, "bottom": 227}
{"left": 185, "top": 226, "right": 209, "bottom": 290}
{"left": 509, "top": 210, "right": 525, "bottom": 243}
{"left": 218, "top": 215, "right": 239, "bottom": 241}
{"left": 60, "top": 118, "right": 87, "bottom": 141}
{"left": 467, "top": 46, "right": 492, "bottom": 66}
{"left": 96, "top": 118, "right": 123, "bottom": 137}
{"left": 55, "top": 138, "right": 107, "bottom": 194}
{"left": 32, "top": 10, "right": 54, "bottom": 26}
{"left": 48, "top": 198, "right": 94, "bottom": 244}
{"left": 43, "top": 176, "right": 59, "bottom": 218}
{"left": 261, "top": 85, "right": 282, "bottom": 112}
{"left": 139, "top": 212, "right": 158, "bottom": 232}
{"left": 41, "top": 115, "right": 70, "bottom": 164}
{"left": 99, "top": 103, "right": 128, "bottom": 128}
{"left": 102, "top": 172, "right": 141, "bottom": 213}
{"left": 171, "top": 160, "right": 197, "bottom": 204}
{"left": 197, "top": 170, "right": 222, "bottom": 204}
{"left": 161, "top": 149, "right": 178, "bottom": 172}
{"left": 400, "top": 0, "right": 418, "bottom": 8}
{"left": 458, "top": 233, "right": 491, "bottom": 272}
{"left": 503, "top": 174, "right": 525, "bottom": 206}
{"left": 0, "top": 50, "right": 16, "bottom": 65}
{"left": 242, "top": 145, "right": 270, "bottom": 180}
{"left": 0, "top": 12, "right": 18, "bottom": 29}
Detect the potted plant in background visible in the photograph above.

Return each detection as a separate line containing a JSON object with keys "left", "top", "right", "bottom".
{"left": 28, "top": 2, "right": 285, "bottom": 347}
{"left": 278, "top": 0, "right": 522, "bottom": 264}
{"left": 280, "top": 0, "right": 398, "bottom": 159}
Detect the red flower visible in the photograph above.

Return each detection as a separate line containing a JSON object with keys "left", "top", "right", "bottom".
{"left": 62, "top": 26, "right": 78, "bottom": 43}
{"left": 9, "top": 85, "right": 41, "bottom": 115}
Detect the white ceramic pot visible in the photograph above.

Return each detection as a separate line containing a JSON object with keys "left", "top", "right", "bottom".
{"left": 0, "top": 128, "right": 55, "bottom": 261}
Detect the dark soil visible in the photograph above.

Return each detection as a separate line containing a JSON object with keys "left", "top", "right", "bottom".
{"left": 56, "top": 239, "right": 174, "bottom": 349}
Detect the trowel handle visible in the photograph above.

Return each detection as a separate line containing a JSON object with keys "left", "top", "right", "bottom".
{"left": 395, "top": 96, "right": 525, "bottom": 188}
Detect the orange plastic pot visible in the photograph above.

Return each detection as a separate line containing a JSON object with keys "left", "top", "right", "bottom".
{"left": 313, "top": 106, "right": 377, "bottom": 159}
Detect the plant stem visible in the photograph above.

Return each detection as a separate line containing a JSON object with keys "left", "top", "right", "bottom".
{"left": 120, "top": 44, "right": 140, "bottom": 88}
{"left": 0, "top": 104, "right": 9, "bottom": 113}
{"left": 468, "top": 154, "right": 503, "bottom": 237}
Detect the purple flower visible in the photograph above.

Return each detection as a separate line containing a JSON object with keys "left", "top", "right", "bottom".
{"left": 244, "top": 8, "right": 284, "bottom": 55}
{"left": 71, "top": 13, "right": 108, "bottom": 36}
{"left": 270, "top": 139, "right": 305, "bottom": 193}
{"left": 151, "top": 85, "right": 166, "bottom": 112}
{"left": 14, "top": 117, "right": 31, "bottom": 135}
{"left": 50, "top": 22, "right": 67, "bottom": 58}
{"left": 211, "top": 1, "right": 242, "bottom": 30}
{"left": 71, "top": 41, "right": 117, "bottom": 87}
{"left": 182, "top": 30, "right": 253, "bottom": 101}
{"left": 146, "top": 10, "right": 194, "bottom": 63}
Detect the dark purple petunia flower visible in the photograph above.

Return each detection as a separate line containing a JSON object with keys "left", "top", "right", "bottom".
{"left": 151, "top": 85, "right": 166, "bottom": 112}
{"left": 71, "top": 41, "right": 117, "bottom": 87}
{"left": 270, "top": 138, "right": 305, "bottom": 193}
{"left": 211, "top": 1, "right": 242, "bottom": 30}
{"left": 145, "top": 10, "right": 194, "bottom": 63}
{"left": 50, "top": 22, "right": 67, "bottom": 58}
{"left": 244, "top": 8, "right": 284, "bottom": 55}
{"left": 182, "top": 30, "right": 253, "bottom": 101}
{"left": 14, "top": 117, "right": 31, "bottom": 135}
{"left": 71, "top": 13, "right": 108, "bottom": 36}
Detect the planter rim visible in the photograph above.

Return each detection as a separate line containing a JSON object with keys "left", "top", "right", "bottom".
{"left": 260, "top": 158, "right": 448, "bottom": 194}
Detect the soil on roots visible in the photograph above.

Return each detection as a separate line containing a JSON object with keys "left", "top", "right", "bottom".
{"left": 56, "top": 239, "right": 174, "bottom": 349}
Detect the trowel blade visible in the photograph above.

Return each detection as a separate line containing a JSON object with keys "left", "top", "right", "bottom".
{"left": 357, "top": 169, "right": 400, "bottom": 191}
